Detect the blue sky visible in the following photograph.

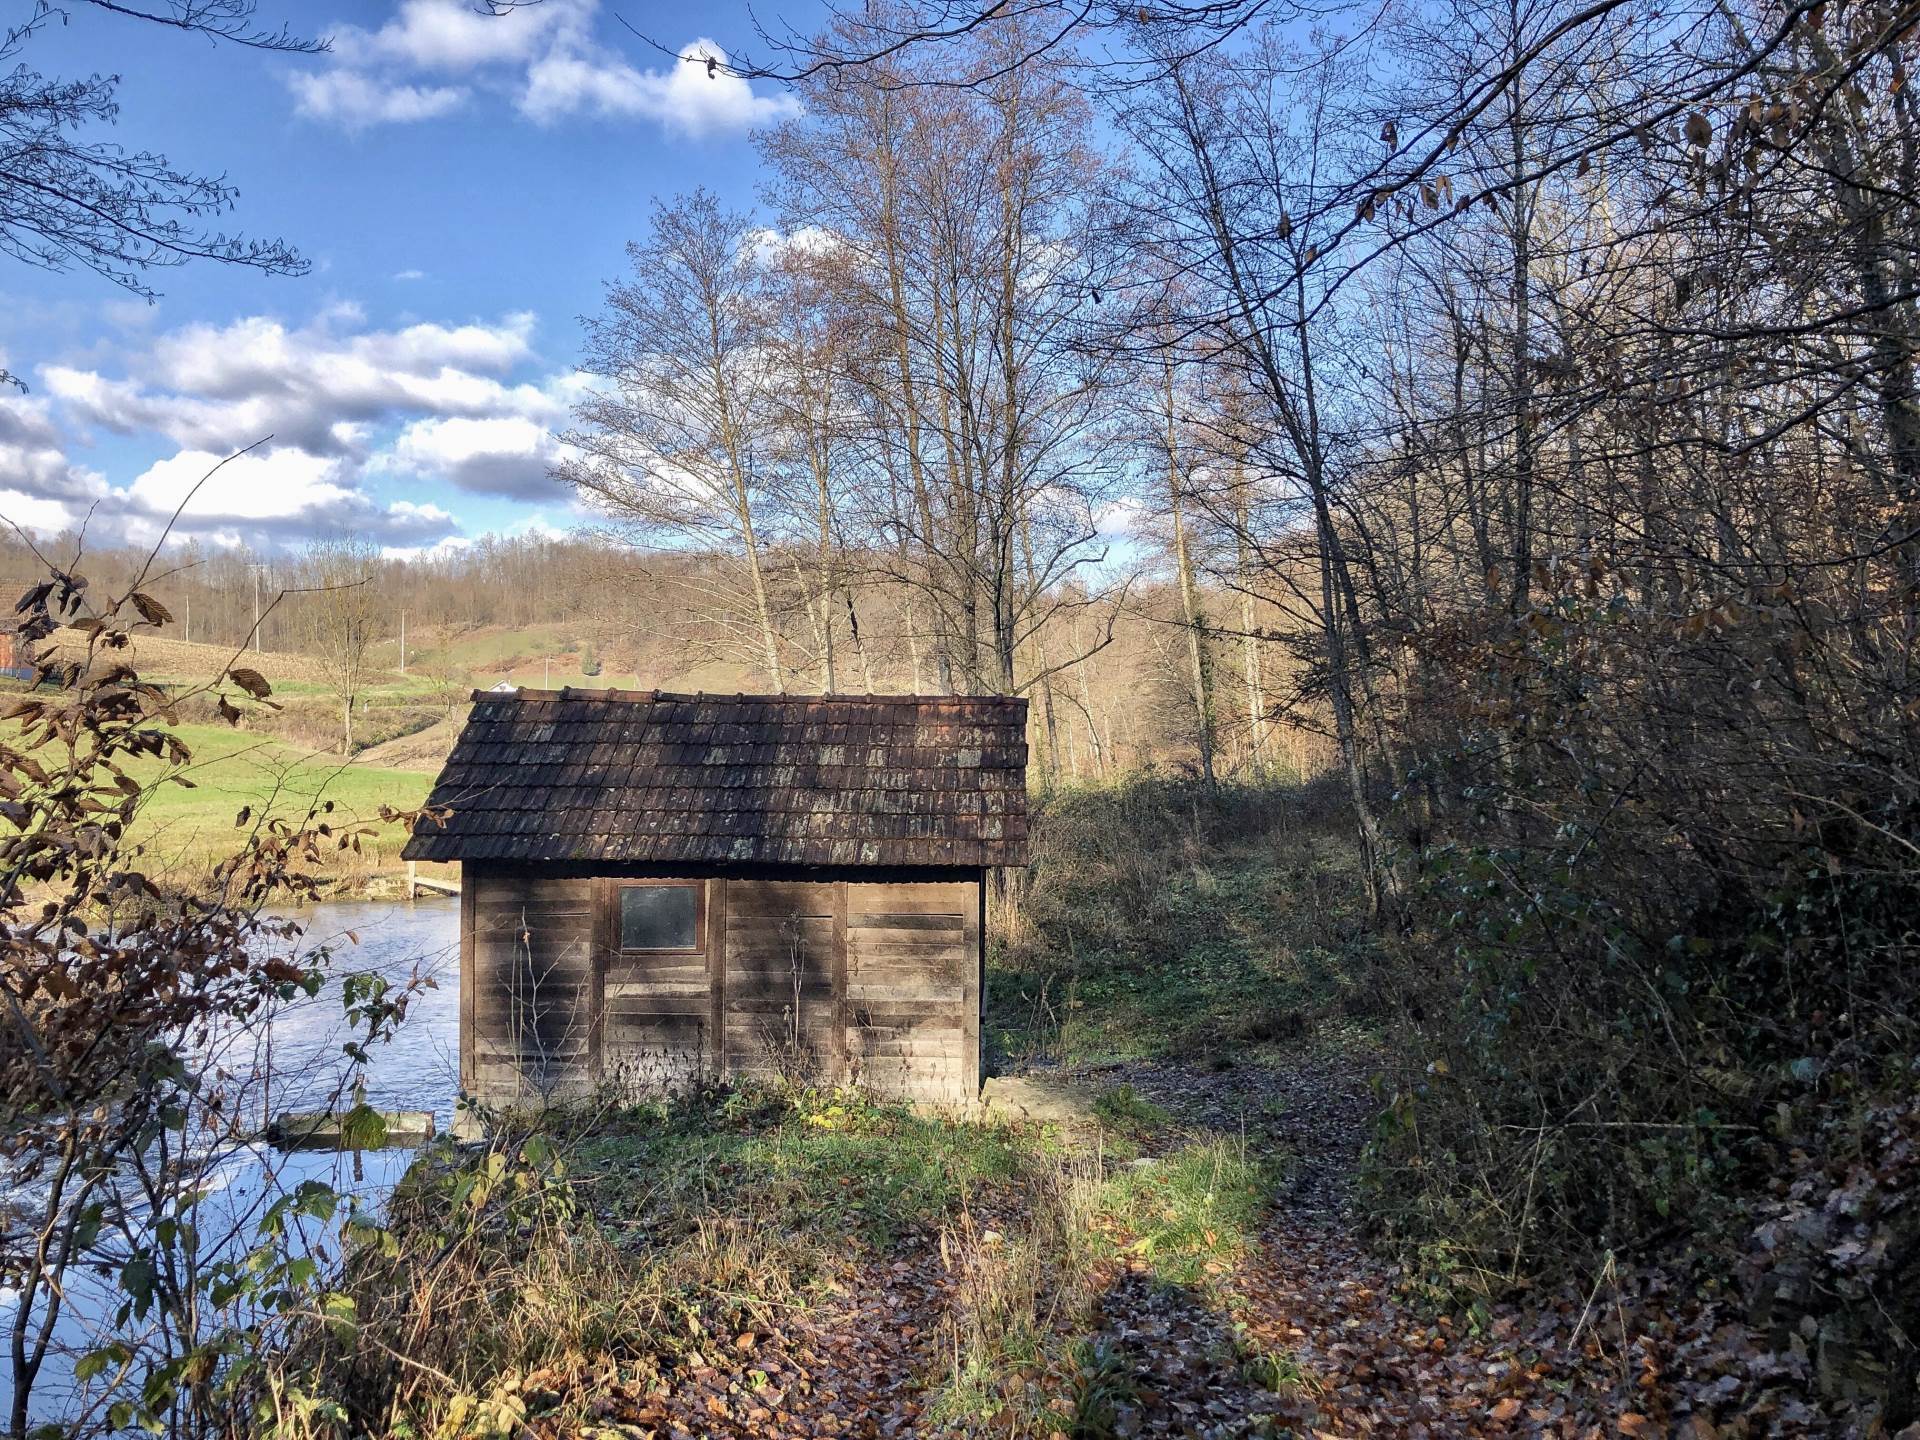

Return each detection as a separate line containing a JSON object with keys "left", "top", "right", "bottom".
{"left": 1, "top": 0, "right": 819, "bottom": 556}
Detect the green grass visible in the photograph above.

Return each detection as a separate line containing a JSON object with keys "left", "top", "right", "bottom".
{"left": 407, "top": 623, "right": 586, "bottom": 680}
{"left": 1090, "top": 1084, "right": 1173, "bottom": 1141}
{"left": 117, "top": 721, "right": 434, "bottom": 877}
{"left": 574, "top": 1086, "right": 1032, "bottom": 1250}
{"left": 1063, "top": 1338, "right": 1141, "bottom": 1439}
{"left": 1094, "top": 1140, "right": 1276, "bottom": 1287}
{"left": 332, "top": 1069, "right": 1286, "bottom": 1435}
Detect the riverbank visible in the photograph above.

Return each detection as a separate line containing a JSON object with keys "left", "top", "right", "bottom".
{"left": 232, "top": 782, "right": 1855, "bottom": 1437}
{"left": 34, "top": 777, "right": 1873, "bottom": 1436}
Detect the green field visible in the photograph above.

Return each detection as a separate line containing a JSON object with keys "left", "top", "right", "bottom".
{"left": 405, "top": 622, "right": 608, "bottom": 690}
{"left": 117, "top": 722, "right": 435, "bottom": 885}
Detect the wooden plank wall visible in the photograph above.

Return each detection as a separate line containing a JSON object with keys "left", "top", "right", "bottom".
{"left": 466, "top": 869, "right": 596, "bottom": 1104}
{"left": 464, "top": 869, "right": 985, "bottom": 1109}
{"left": 844, "top": 878, "right": 979, "bottom": 1106}
{"left": 724, "top": 880, "right": 838, "bottom": 1083}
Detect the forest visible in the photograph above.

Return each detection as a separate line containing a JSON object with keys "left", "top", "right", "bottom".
{"left": 3, "top": 0, "right": 1919, "bottom": 1434}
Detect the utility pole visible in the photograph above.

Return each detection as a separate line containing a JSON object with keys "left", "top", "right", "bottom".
{"left": 251, "top": 565, "right": 263, "bottom": 653}
{"left": 544, "top": 654, "right": 551, "bottom": 687}
{"left": 399, "top": 610, "right": 406, "bottom": 676}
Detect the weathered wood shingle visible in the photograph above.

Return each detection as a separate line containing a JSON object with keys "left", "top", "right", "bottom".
{"left": 402, "top": 689, "right": 1030, "bottom": 868}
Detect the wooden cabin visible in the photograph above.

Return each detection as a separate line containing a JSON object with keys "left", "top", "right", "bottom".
{"left": 401, "top": 689, "right": 1030, "bottom": 1109}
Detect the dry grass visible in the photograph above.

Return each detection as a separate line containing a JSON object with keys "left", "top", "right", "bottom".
{"left": 352, "top": 712, "right": 467, "bottom": 773}
{"left": 933, "top": 1150, "right": 1107, "bottom": 1424}
{"left": 45, "top": 628, "right": 411, "bottom": 694}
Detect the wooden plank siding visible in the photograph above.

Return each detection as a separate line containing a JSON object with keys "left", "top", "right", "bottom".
{"left": 600, "top": 875, "right": 712, "bottom": 1093}
{"left": 464, "top": 868, "right": 596, "bottom": 1103}
{"left": 847, "top": 878, "right": 977, "bottom": 1106}
{"left": 461, "top": 865, "right": 985, "bottom": 1109}
{"left": 725, "top": 881, "right": 837, "bottom": 1084}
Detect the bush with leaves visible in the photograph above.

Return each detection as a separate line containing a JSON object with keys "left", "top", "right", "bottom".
{"left": 0, "top": 536, "right": 429, "bottom": 1438}
{"left": 1360, "top": 555, "right": 1920, "bottom": 1418}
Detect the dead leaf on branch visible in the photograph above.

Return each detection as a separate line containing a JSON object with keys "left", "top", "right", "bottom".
{"left": 226, "top": 666, "right": 273, "bottom": 700}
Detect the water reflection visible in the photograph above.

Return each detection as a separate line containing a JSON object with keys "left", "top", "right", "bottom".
{"left": 0, "top": 897, "right": 462, "bottom": 1430}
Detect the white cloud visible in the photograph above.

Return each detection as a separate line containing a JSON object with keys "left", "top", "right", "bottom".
{"left": 750, "top": 225, "right": 840, "bottom": 266}
{"left": 0, "top": 395, "right": 110, "bottom": 511}
{"left": 338, "top": 0, "right": 587, "bottom": 72}
{"left": 387, "top": 414, "right": 565, "bottom": 498}
{"left": 45, "top": 311, "right": 550, "bottom": 458}
{"left": 393, "top": 269, "right": 427, "bottom": 282}
{"left": 289, "top": 3, "right": 795, "bottom": 138}
{"left": 114, "top": 450, "right": 459, "bottom": 549}
{"left": 11, "top": 304, "right": 580, "bottom": 551}
{"left": 0, "top": 490, "right": 80, "bottom": 535}
{"left": 288, "top": 69, "right": 467, "bottom": 128}
{"left": 522, "top": 39, "right": 799, "bottom": 135}
{"left": 1094, "top": 497, "right": 1147, "bottom": 539}
{"left": 126, "top": 448, "right": 361, "bottom": 525}
{"left": 506, "top": 513, "right": 573, "bottom": 542}
{"left": 386, "top": 499, "right": 458, "bottom": 530}
{"left": 383, "top": 534, "right": 476, "bottom": 563}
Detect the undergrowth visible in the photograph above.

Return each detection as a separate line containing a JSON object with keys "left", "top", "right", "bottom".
{"left": 245, "top": 768, "right": 1920, "bottom": 1429}
{"left": 575, "top": 1084, "right": 1031, "bottom": 1250}
{"left": 248, "top": 1071, "right": 1285, "bottom": 1438}
{"left": 988, "top": 774, "right": 1386, "bottom": 1069}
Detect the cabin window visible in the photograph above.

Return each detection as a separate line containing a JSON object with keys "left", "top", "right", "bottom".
{"left": 618, "top": 882, "right": 703, "bottom": 953}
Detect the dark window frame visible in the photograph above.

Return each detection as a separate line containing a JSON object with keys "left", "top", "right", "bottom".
{"left": 615, "top": 879, "right": 706, "bottom": 955}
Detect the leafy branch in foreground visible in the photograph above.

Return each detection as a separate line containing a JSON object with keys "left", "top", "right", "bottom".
{"left": 0, "top": 542, "right": 432, "bottom": 1438}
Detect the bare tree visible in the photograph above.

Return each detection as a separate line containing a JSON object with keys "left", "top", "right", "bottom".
{"left": 0, "top": 2, "right": 318, "bottom": 388}
{"left": 558, "top": 190, "right": 790, "bottom": 690}
{"left": 764, "top": 236, "right": 878, "bottom": 692}
{"left": 760, "top": 20, "right": 1129, "bottom": 697}
{"left": 300, "top": 533, "right": 381, "bottom": 752}
{"left": 1155, "top": 343, "right": 1219, "bottom": 785}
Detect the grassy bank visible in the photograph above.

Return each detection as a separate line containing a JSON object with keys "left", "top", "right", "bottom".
{"left": 0, "top": 709, "right": 443, "bottom": 894}
{"left": 990, "top": 776, "right": 1386, "bottom": 1070}
{"left": 271, "top": 1083, "right": 1279, "bottom": 1438}
{"left": 122, "top": 722, "right": 436, "bottom": 888}
{"left": 14, "top": 631, "right": 451, "bottom": 891}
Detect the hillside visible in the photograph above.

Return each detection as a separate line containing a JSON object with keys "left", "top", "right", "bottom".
{"left": 120, "top": 722, "right": 434, "bottom": 884}
{"left": 32, "top": 621, "right": 780, "bottom": 827}
{"left": 409, "top": 621, "right": 767, "bottom": 695}
{"left": 45, "top": 627, "right": 413, "bottom": 695}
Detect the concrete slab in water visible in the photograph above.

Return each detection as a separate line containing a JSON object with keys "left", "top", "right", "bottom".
{"left": 268, "top": 1109, "right": 436, "bottom": 1151}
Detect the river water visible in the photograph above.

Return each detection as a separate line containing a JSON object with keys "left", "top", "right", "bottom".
{"left": 0, "top": 897, "right": 464, "bottom": 1430}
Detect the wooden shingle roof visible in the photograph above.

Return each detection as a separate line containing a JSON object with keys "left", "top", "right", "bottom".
{"left": 401, "top": 688, "right": 1030, "bottom": 868}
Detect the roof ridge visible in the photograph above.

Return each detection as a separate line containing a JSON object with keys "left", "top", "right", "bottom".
{"left": 468, "top": 687, "right": 1024, "bottom": 705}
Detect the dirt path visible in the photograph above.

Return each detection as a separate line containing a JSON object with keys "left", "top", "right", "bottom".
{"left": 1070, "top": 1051, "right": 1847, "bottom": 1439}
{"left": 552, "top": 1051, "right": 1849, "bottom": 1438}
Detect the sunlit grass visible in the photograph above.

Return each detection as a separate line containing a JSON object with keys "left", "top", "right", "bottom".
{"left": 1094, "top": 1140, "right": 1275, "bottom": 1287}
{"left": 113, "top": 722, "right": 433, "bottom": 879}
{"left": 577, "top": 1086, "right": 1030, "bottom": 1249}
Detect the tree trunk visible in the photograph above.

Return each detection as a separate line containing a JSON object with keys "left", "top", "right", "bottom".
{"left": 1163, "top": 353, "right": 1217, "bottom": 784}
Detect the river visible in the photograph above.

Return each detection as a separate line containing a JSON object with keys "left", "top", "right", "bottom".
{"left": 0, "top": 897, "right": 463, "bottom": 1431}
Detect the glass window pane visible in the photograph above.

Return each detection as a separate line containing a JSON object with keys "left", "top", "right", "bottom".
{"left": 620, "top": 885, "right": 699, "bottom": 950}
